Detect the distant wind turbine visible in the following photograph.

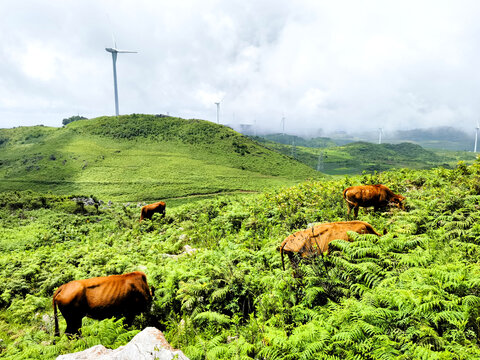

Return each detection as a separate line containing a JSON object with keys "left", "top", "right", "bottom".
{"left": 378, "top": 128, "right": 383, "bottom": 144}
{"left": 214, "top": 94, "right": 227, "bottom": 124}
{"left": 105, "top": 41, "right": 137, "bottom": 116}
{"left": 475, "top": 121, "right": 480, "bottom": 153}
{"left": 215, "top": 102, "right": 220, "bottom": 124}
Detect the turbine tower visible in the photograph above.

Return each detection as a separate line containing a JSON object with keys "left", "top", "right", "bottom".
{"left": 105, "top": 43, "right": 137, "bottom": 116}
{"left": 475, "top": 121, "right": 480, "bottom": 153}
{"left": 215, "top": 102, "right": 220, "bottom": 124}
{"left": 378, "top": 128, "right": 383, "bottom": 144}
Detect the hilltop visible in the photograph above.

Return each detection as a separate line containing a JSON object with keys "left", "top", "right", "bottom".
{"left": 0, "top": 114, "right": 320, "bottom": 202}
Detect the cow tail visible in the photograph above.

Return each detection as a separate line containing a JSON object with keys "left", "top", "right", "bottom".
{"left": 280, "top": 243, "right": 286, "bottom": 271}
{"left": 52, "top": 286, "right": 62, "bottom": 338}
{"left": 366, "top": 224, "right": 381, "bottom": 237}
{"left": 343, "top": 188, "right": 356, "bottom": 206}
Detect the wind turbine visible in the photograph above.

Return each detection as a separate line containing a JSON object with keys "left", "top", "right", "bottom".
{"left": 105, "top": 42, "right": 137, "bottom": 116}
{"left": 214, "top": 93, "right": 227, "bottom": 124}
{"left": 475, "top": 121, "right": 480, "bottom": 153}
{"left": 215, "top": 102, "right": 220, "bottom": 124}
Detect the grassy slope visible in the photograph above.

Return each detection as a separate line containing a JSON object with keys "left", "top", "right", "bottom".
{"left": 260, "top": 139, "right": 476, "bottom": 175}
{"left": 2, "top": 163, "right": 480, "bottom": 358}
{"left": 0, "top": 115, "right": 320, "bottom": 202}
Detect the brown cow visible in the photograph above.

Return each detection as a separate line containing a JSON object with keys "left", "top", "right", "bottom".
{"left": 279, "top": 221, "right": 381, "bottom": 272}
{"left": 343, "top": 184, "right": 405, "bottom": 218}
{"left": 140, "top": 201, "right": 166, "bottom": 222}
{"left": 53, "top": 271, "right": 153, "bottom": 337}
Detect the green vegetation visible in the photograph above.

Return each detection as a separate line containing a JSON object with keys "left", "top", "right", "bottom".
{"left": 0, "top": 115, "right": 320, "bottom": 203}
{"left": 260, "top": 140, "right": 476, "bottom": 175}
{"left": 254, "top": 134, "right": 337, "bottom": 148}
{"left": 2, "top": 160, "right": 480, "bottom": 358}
{"left": 62, "top": 115, "right": 87, "bottom": 126}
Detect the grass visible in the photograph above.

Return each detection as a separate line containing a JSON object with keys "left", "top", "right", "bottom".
{"left": 2, "top": 163, "right": 480, "bottom": 358}
{"left": 0, "top": 115, "right": 321, "bottom": 202}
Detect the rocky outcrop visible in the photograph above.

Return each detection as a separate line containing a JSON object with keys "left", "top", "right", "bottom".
{"left": 56, "top": 327, "right": 189, "bottom": 360}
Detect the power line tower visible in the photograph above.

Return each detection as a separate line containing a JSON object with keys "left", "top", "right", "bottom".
{"left": 317, "top": 151, "right": 324, "bottom": 172}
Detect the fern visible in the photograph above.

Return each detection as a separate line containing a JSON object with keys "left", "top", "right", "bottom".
{"left": 193, "top": 311, "right": 231, "bottom": 327}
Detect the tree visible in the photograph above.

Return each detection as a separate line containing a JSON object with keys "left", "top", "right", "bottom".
{"left": 62, "top": 115, "right": 87, "bottom": 126}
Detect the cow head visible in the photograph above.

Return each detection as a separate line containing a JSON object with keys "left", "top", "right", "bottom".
{"left": 391, "top": 194, "right": 405, "bottom": 210}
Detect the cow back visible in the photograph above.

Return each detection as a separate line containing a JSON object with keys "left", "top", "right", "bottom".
{"left": 141, "top": 201, "right": 166, "bottom": 221}
{"left": 344, "top": 185, "right": 391, "bottom": 206}
{"left": 281, "top": 221, "right": 381, "bottom": 256}
{"left": 56, "top": 271, "right": 151, "bottom": 320}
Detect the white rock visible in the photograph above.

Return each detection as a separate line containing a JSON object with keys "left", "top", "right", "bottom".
{"left": 56, "top": 327, "right": 189, "bottom": 360}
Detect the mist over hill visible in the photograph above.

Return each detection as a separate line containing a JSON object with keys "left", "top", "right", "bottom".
{"left": 314, "top": 126, "right": 473, "bottom": 151}
{"left": 253, "top": 134, "right": 336, "bottom": 148}
{"left": 252, "top": 125, "right": 474, "bottom": 151}
{"left": 254, "top": 135, "right": 475, "bottom": 175}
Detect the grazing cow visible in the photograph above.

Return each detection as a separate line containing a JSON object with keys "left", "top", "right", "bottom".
{"left": 279, "top": 221, "right": 381, "bottom": 272}
{"left": 343, "top": 184, "right": 405, "bottom": 218}
{"left": 140, "top": 201, "right": 166, "bottom": 222}
{"left": 53, "top": 271, "right": 153, "bottom": 337}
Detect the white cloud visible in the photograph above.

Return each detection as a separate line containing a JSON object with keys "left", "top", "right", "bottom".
{"left": 1, "top": 0, "right": 480, "bottom": 134}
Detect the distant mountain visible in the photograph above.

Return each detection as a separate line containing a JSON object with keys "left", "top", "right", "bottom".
{"left": 393, "top": 126, "right": 470, "bottom": 142}
{"left": 389, "top": 126, "right": 473, "bottom": 151}
{"left": 253, "top": 134, "right": 337, "bottom": 148}
{"left": 256, "top": 137, "right": 474, "bottom": 175}
{"left": 0, "top": 114, "right": 320, "bottom": 201}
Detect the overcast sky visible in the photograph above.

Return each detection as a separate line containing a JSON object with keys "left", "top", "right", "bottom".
{"left": 1, "top": 0, "right": 480, "bottom": 135}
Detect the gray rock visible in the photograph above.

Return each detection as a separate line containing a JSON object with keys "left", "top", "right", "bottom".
{"left": 56, "top": 327, "right": 189, "bottom": 360}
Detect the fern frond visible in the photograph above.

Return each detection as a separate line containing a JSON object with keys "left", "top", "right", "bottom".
{"left": 211, "top": 286, "right": 229, "bottom": 303}
{"left": 193, "top": 311, "right": 230, "bottom": 327}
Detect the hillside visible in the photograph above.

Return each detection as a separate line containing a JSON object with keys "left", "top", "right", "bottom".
{"left": 2, "top": 162, "right": 480, "bottom": 358}
{"left": 0, "top": 115, "right": 320, "bottom": 202}
{"left": 259, "top": 139, "right": 475, "bottom": 175}
{"left": 253, "top": 134, "right": 337, "bottom": 148}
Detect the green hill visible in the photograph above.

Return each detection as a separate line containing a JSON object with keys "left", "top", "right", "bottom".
{"left": 0, "top": 114, "right": 321, "bottom": 202}
{"left": 254, "top": 134, "right": 337, "bottom": 148}
{"left": 259, "top": 139, "right": 475, "bottom": 175}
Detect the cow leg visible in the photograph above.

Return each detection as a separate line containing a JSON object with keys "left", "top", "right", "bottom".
{"left": 354, "top": 206, "right": 359, "bottom": 218}
{"left": 64, "top": 315, "right": 83, "bottom": 338}
{"left": 288, "top": 253, "right": 303, "bottom": 278}
{"left": 124, "top": 314, "right": 136, "bottom": 328}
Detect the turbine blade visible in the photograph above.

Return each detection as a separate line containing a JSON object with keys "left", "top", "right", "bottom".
{"left": 111, "top": 32, "right": 117, "bottom": 49}
{"left": 116, "top": 50, "right": 137, "bottom": 53}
